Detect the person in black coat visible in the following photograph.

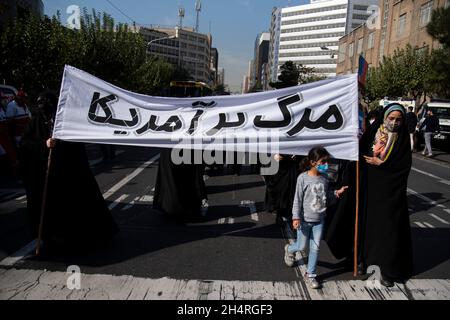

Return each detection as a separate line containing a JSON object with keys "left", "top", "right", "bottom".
{"left": 264, "top": 154, "right": 302, "bottom": 222}
{"left": 18, "top": 92, "right": 119, "bottom": 252}
{"left": 153, "top": 148, "right": 206, "bottom": 221}
{"left": 359, "top": 103, "right": 414, "bottom": 287}
{"left": 419, "top": 109, "right": 439, "bottom": 157}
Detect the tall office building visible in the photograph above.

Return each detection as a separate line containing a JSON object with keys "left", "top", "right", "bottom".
{"left": 268, "top": 0, "right": 378, "bottom": 83}
{"left": 251, "top": 32, "right": 270, "bottom": 89}
{"left": 139, "top": 26, "right": 213, "bottom": 84}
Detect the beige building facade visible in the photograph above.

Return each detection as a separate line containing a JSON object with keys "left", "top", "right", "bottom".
{"left": 337, "top": 0, "right": 449, "bottom": 74}
{"left": 139, "top": 27, "right": 213, "bottom": 84}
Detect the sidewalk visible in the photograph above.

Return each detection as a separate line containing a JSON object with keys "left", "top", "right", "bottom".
{"left": 1, "top": 267, "right": 449, "bottom": 300}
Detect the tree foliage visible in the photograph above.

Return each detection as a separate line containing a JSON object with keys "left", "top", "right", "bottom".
{"left": 0, "top": 9, "right": 189, "bottom": 100}
{"left": 269, "top": 61, "right": 324, "bottom": 89}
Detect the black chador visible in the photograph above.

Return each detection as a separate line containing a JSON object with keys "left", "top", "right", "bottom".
{"left": 18, "top": 94, "right": 118, "bottom": 251}
{"left": 264, "top": 154, "right": 301, "bottom": 219}
{"left": 358, "top": 104, "right": 414, "bottom": 282}
{"left": 153, "top": 148, "right": 206, "bottom": 220}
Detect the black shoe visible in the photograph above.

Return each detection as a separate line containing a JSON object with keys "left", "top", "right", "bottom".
{"left": 357, "top": 263, "right": 366, "bottom": 276}
{"left": 380, "top": 277, "right": 394, "bottom": 288}
{"left": 380, "top": 275, "right": 395, "bottom": 288}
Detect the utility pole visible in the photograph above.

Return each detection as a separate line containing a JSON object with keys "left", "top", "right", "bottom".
{"left": 195, "top": 0, "right": 201, "bottom": 33}
{"left": 178, "top": 6, "right": 185, "bottom": 30}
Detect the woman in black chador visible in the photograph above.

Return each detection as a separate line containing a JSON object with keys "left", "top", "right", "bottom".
{"left": 264, "top": 154, "right": 301, "bottom": 221}
{"left": 326, "top": 104, "right": 414, "bottom": 286}
{"left": 153, "top": 148, "right": 206, "bottom": 221}
{"left": 18, "top": 92, "right": 118, "bottom": 252}
{"left": 358, "top": 103, "right": 414, "bottom": 287}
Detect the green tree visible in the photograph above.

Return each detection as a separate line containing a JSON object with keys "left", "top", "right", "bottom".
{"left": 426, "top": 7, "right": 450, "bottom": 48}
{"left": 426, "top": 6, "right": 450, "bottom": 98}
{"left": 364, "top": 45, "right": 430, "bottom": 103}
{"left": 0, "top": 9, "right": 190, "bottom": 101}
{"left": 269, "top": 61, "right": 300, "bottom": 89}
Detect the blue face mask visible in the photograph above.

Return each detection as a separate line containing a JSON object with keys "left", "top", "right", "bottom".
{"left": 316, "top": 163, "right": 329, "bottom": 174}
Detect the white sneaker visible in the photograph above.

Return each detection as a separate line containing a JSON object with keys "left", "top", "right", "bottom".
{"left": 305, "top": 275, "right": 321, "bottom": 289}
{"left": 284, "top": 244, "right": 295, "bottom": 267}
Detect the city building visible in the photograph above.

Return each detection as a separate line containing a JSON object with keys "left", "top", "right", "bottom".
{"left": 242, "top": 60, "right": 253, "bottom": 93}
{"left": 251, "top": 32, "right": 270, "bottom": 90}
{"left": 139, "top": 26, "right": 213, "bottom": 84}
{"left": 210, "top": 47, "right": 219, "bottom": 86}
{"left": 267, "top": 0, "right": 378, "bottom": 84}
{"left": 337, "top": 0, "right": 449, "bottom": 75}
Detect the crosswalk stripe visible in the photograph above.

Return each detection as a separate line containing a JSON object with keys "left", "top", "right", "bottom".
{"left": 0, "top": 240, "right": 37, "bottom": 267}
{"left": 414, "top": 222, "right": 427, "bottom": 228}
{"left": 108, "top": 194, "right": 129, "bottom": 210}
{"left": 121, "top": 196, "right": 140, "bottom": 211}
{"left": 423, "top": 222, "right": 435, "bottom": 228}
{"left": 430, "top": 214, "right": 450, "bottom": 225}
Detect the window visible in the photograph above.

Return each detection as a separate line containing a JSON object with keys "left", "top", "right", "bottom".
{"left": 397, "top": 14, "right": 407, "bottom": 36}
{"left": 348, "top": 43, "right": 354, "bottom": 58}
{"left": 446, "top": 0, "right": 450, "bottom": 8}
{"left": 338, "top": 43, "right": 347, "bottom": 63}
{"left": 357, "top": 38, "right": 363, "bottom": 54}
{"left": 420, "top": 1, "right": 433, "bottom": 26}
{"left": 367, "top": 32, "right": 375, "bottom": 49}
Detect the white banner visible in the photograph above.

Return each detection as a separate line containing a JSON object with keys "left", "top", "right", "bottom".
{"left": 54, "top": 65, "right": 359, "bottom": 160}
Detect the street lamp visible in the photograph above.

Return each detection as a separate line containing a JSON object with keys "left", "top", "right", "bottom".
{"left": 147, "top": 35, "right": 176, "bottom": 54}
{"left": 320, "top": 46, "right": 337, "bottom": 58}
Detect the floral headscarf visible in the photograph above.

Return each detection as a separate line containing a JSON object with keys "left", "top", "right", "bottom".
{"left": 372, "top": 105, "right": 405, "bottom": 161}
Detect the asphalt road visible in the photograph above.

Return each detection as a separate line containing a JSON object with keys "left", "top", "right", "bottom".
{"left": 0, "top": 142, "right": 449, "bottom": 290}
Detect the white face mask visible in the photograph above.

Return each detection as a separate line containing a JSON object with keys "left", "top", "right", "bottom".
{"left": 369, "top": 119, "right": 375, "bottom": 124}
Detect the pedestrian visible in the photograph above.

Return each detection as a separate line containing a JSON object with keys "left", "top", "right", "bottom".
{"left": 18, "top": 92, "right": 118, "bottom": 252}
{"left": 153, "top": 148, "right": 207, "bottom": 221}
{"left": 264, "top": 154, "right": 302, "bottom": 224}
{"left": 406, "top": 106, "right": 418, "bottom": 152}
{"left": 360, "top": 103, "right": 414, "bottom": 287}
{"left": 283, "top": 147, "right": 348, "bottom": 289}
{"left": 419, "top": 109, "right": 439, "bottom": 157}
{"left": 5, "top": 90, "right": 31, "bottom": 148}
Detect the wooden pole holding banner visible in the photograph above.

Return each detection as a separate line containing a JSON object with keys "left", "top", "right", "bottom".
{"left": 35, "top": 147, "right": 53, "bottom": 256}
{"left": 353, "top": 160, "right": 360, "bottom": 277}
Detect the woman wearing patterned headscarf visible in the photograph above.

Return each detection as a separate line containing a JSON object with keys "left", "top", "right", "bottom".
{"left": 358, "top": 103, "right": 414, "bottom": 287}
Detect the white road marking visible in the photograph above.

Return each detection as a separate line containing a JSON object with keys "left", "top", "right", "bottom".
{"left": 407, "top": 188, "right": 450, "bottom": 214}
{"left": 218, "top": 218, "right": 226, "bottom": 224}
{"left": 414, "top": 222, "right": 427, "bottom": 228}
{"left": 0, "top": 240, "right": 37, "bottom": 267}
{"left": 0, "top": 189, "right": 24, "bottom": 202}
{"left": 430, "top": 214, "right": 450, "bottom": 225}
{"left": 411, "top": 167, "right": 450, "bottom": 186}
{"left": 228, "top": 217, "right": 235, "bottom": 224}
{"left": 16, "top": 195, "right": 27, "bottom": 201}
{"left": 120, "top": 196, "right": 140, "bottom": 211}
{"left": 423, "top": 222, "right": 435, "bottom": 228}
{"left": 103, "top": 154, "right": 160, "bottom": 199}
{"left": 1, "top": 154, "right": 160, "bottom": 267}
{"left": 151, "top": 187, "right": 155, "bottom": 192}
{"left": 108, "top": 194, "right": 129, "bottom": 210}
{"left": 139, "top": 195, "right": 153, "bottom": 203}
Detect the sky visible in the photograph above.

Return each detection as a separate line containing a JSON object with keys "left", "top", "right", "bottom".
{"left": 43, "top": 0, "right": 309, "bottom": 93}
